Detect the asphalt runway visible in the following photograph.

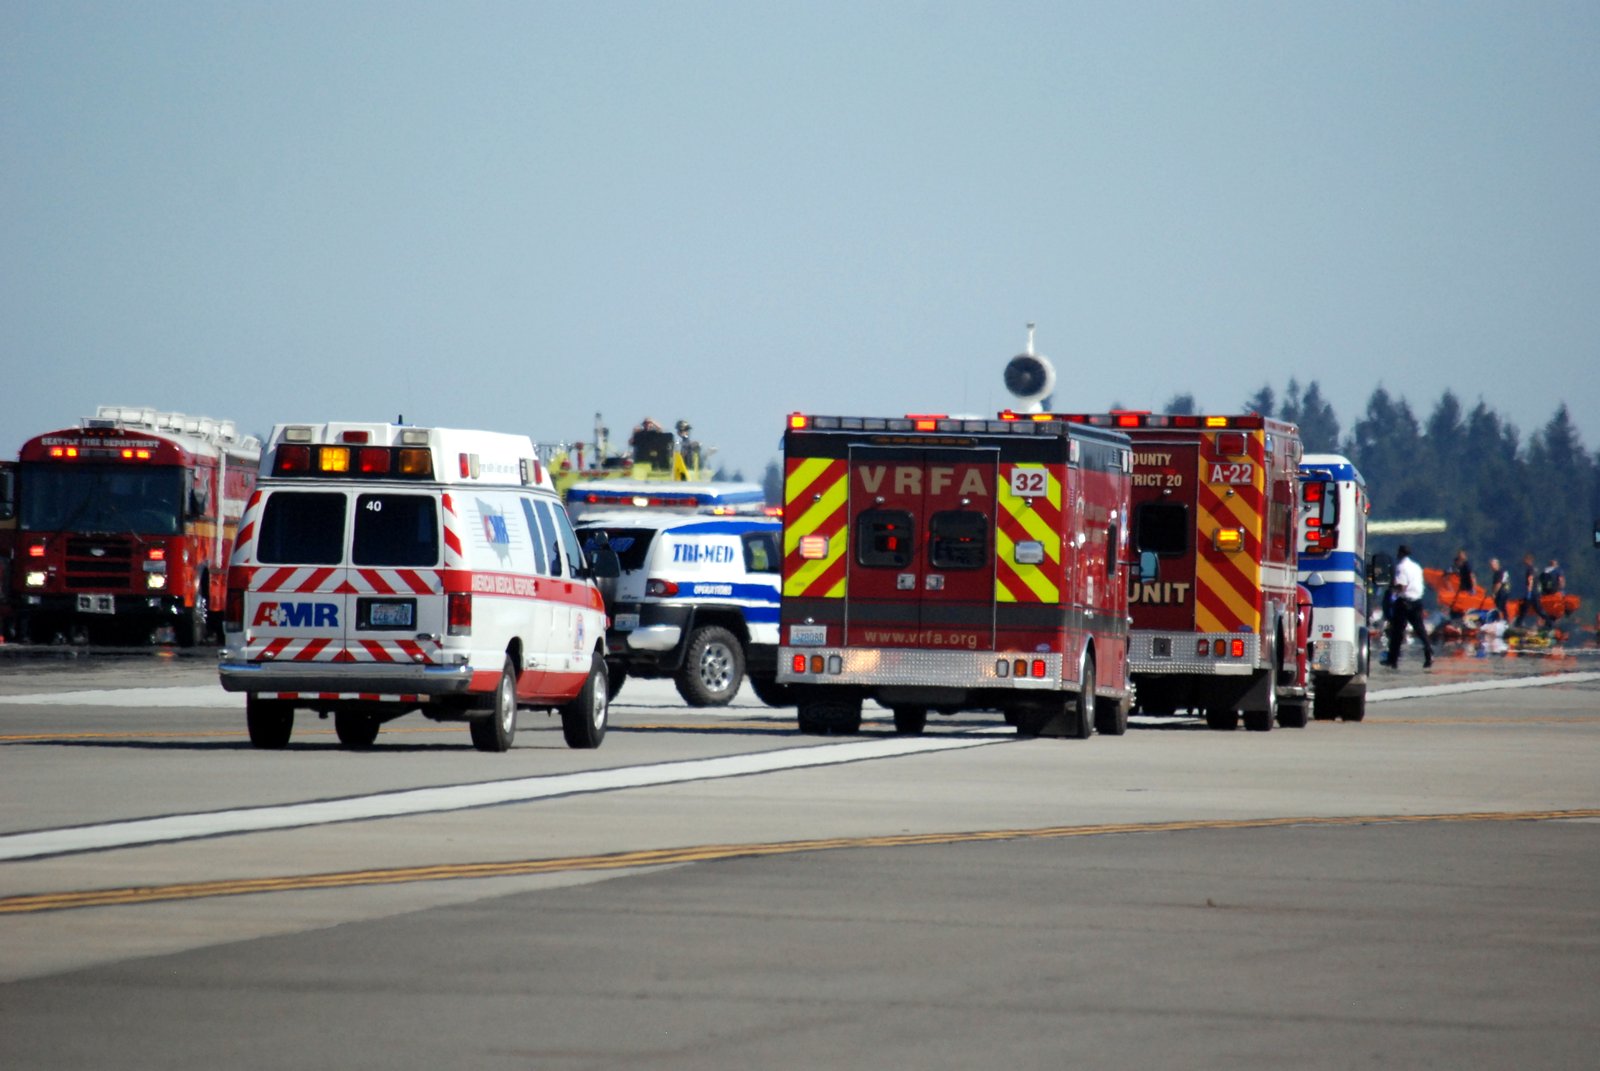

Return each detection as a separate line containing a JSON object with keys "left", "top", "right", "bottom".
{"left": 0, "top": 648, "right": 1596, "bottom": 1068}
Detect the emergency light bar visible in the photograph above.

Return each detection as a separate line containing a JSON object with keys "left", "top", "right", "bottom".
{"left": 790, "top": 413, "right": 1059, "bottom": 436}
{"left": 1031, "top": 411, "right": 1267, "bottom": 431}
{"left": 273, "top": 444, "right": 435, "bottom": 479}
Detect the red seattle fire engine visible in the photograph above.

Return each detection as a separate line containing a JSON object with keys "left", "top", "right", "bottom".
{"left": 11, "top": 407, "right": 261, "bottom": 646}
{"left": 777, "top": 411, "right": 1136, "bottom": 738}
{"left": 1049, "top": 412, "right": 1305, "bottom": 730}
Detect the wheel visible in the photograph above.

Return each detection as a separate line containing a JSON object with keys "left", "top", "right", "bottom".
{"left": 1243, "top": 654, "right": 1278, "bottom": 732}
{"left": 560, "top": 657, "right": 609, "bottom": 749}
{"left": 1277, "top": 697, "right": 1309, "bottom": 729}
{"left": 1337, "top": 690, "right": 1366, "bottom": 723}
{"left": 748, "top": 674, "right": 795, "bottom": 708}
{"left": 469, "top": 658, "right": 518, "bottom": 752}
{"left": 796, "top": 697, "right": 861, "bottom": 735}
{"left": 1093, "top": 686, "right": 1127, "bottom": 736}
{"left": 674, "top": 626, "right": 745, "bottom": 707}
{"left": 892, "top": 706, "right": 927, "bottom": 735}
{"left": 1312, "top": 679, "right": 1339, "bottom": 720}
{"left": 1205, "top": 708, "right": 1239, "bottom": 731}
{"left": 1071, "top": 656, "right": 1096, "bottom": 739}
{"left": 177, "top": 580, "right": 208, "bottom": 648}
{"left": 334, "top": 710, "right": 380, "bottom": 748}
{"left": 246, "top": 696, "right": 293, "bottom": 749}
{"left": 605, "top": 660, "right": 626, "bottom": 702}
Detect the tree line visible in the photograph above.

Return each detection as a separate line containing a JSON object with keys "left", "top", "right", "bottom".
{"left": 1221, "top": 380, "right": 1598, "bottom": 612}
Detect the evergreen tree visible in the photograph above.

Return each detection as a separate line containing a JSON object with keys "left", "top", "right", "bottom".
{"left": 1243, "top": 385, "right": 1275, "bottom": 417}
{"left": 762, "top": 458, "right": 782, "bottom": 507}
{"left": 1296, "top": 382, "right": 1341, "bottom": 453}
{"left": 1164, "top": 392, "right": 1197, "bottom": 416}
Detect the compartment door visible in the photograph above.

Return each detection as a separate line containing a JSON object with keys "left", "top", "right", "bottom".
{"left": 348, "top": 491, "right": 446, "bottom": 669}
{"left": 245, "top": 490, "right": 350, "bottom": 666}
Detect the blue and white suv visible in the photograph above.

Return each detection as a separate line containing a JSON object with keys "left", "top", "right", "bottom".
{"left": 575, "top": 512, "right": 785, "bottom": 707}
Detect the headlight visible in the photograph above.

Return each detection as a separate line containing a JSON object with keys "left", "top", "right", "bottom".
{"left": 25, "top": 571, "right": 47, "bottom": 588}
{"left": 146, "top": 574, "right": 168, "bottom": 590}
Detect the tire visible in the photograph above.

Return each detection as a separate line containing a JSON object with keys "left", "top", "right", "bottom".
{"left": 1337, "top": 690, "right": 1366, "bottom": 723}
{"left": 1277, "top": 697, "right": 1309, "bottom": 729}
{"left": 748, "top": 674, "right": 795, "bottom": 708}
{"left": 605, "top": 660, "right": 626, "bottom": 702}
{"left": 674, "top": 626, "right": 744, "bottom": 707}
{"left": 892, "top": 706, "right": 927, "bottom": 735}
{"left": 469, "top": 658, "right": 518, "bottom": 752}
{"left": 246, "top": 696, "right": 293, "bottom": 749}
{"left": 1312, "top": 679, "right": 1339, "bottom": 720}
{"left": 560, "top": 657, "right": 609, "bottom": 749}
{"left": 1071, "top": 656, "right": 1096, "bottom": 739}
{"left": 1243, "top": 653, "right": 1278, "bottom": 732}
{"left": 334, "top": 710, "right": 380, "bottom": 748}
{"left": 1093, "top": 687, "right": 1128, "bottom": 736}
{"left": 1205, "top": 708, "right": 1239, "bottom": 731}
{"left": 177, "top": 581, "right": 208, "bottom": 648}
{"left": 796, "top": 697, "right": 861, "bottom": 735}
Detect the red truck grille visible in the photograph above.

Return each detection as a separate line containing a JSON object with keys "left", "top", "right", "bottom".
{"left": 63, "top": 537, "right": 135, "bottom": 590}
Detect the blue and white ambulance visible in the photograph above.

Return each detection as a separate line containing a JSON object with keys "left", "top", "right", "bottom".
{"left": 1296, "top": 453, "right": 1370, "bottom": 722}
{"left": 574, "top": 511, "right": 783, "bottom": 707}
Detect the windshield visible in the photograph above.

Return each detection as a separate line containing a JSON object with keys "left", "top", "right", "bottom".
{"left": 20, "top": 463, "right": 185, "bottom": 536}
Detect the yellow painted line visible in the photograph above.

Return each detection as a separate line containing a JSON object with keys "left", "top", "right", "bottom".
{"left": 4, "top": 808, "right": 1595, "bottom": 915}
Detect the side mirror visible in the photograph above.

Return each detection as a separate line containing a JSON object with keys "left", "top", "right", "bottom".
{"left": 1138, "top": 550, "right": 1159, "bottom": 583}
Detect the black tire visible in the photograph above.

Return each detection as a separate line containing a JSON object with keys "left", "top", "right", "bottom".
{"left": 748, "top": 674, "right": 795, "bottom": 708}
{"left": 1277, "top": 697, "right": 1309, "bottom": 729}
{"left": 1243, "top": 653, "right": 1278, "bottom": 732}
{"left": 1093, "top": 687, "right": 1128, "bottom": 736}
{"left": 246, "top": 696, "right": 293, "bottom": 749}
{"left": 1312, "top": 679, "right": 1339, "bottom": 720}
{"left": 560, "top": 657, "right": 609, "bottom": 749}
{"left": 334, "top": 710, "right": 380, "bottom": 748}
{"left": 796, "top": 697, "right": 861, "bottom": 735}
{"left": 605, "top": 660, "right": 626, "bottom": 702}
{"left": 469, "top": 659, "right": 518, "bottom": 752}
{"left": 674, "top": 626, "right": 744, "bottom": 707}
{"left": 892, "top": 706, "right": 927, "bottom": 735}
{"left": 1205, "top": 708, "right": 1239, "bottom": 731}
{"left": 1337, "top": 690, "right": 1367, "bottom": 723}
{"left": 1071, "top": 656, "right": 1096, "bottom": 739}
{"left": 177, "top": 578, "right": 208, "bottom": 648}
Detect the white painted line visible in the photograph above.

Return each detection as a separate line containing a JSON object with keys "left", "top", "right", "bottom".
{"left": 0, "top": 734, "right": 1005, "bottom": 862}
{"left": 1368, "top": 671, "right": 1600, "bottom": 703}
{"left": 0, "top": 686, "right": 242, "bottom": 708}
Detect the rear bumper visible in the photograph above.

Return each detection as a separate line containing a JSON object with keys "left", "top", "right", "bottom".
{"left": 218, "top": 660, "right": 475, "bottom": 696}
{"left": 1128, "top": 631, "right": 1261, "bottom": 675}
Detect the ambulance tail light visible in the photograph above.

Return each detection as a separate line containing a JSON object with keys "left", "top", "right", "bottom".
{"left": 645, "top": 579, "right": 679, "bottom": 598}
{"left": 1213, "top": 527, "right": 1245, "bottom": 552}
{"left": 318, "top": 447, "right": 350, "bottom": 474}
{"left": 447, "top": 592, "right": 472, "bottom": 636}
{"left": 274, "top": 445, "right": 313, "bottom": 474}
{"left": 357, "top": 447, "right": 391, "bottom": 475}
{"left": 224, "top": 580, "right": 245, "bottom": 632}
{"left": 397, "top": 449, "right": 433, "bottom": 477}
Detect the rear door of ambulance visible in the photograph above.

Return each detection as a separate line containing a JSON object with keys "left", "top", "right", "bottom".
{"left": 844, "top": 446, "right": 997, "bottom": 652}
{"left": 1127, "top": 436, "right": 1202, "bottom": 639}
{"left": 245, "top": 488, "right": 351, "bottom": 667}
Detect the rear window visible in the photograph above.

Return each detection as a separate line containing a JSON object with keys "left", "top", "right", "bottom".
{"left": 353, "top": 494, "right": 438, "bottom": 566}
{"left": 578, "top": 527, "right": 657, "bottom": 572}
{"left": 258, "top": 492, "right": 346, "bottom": 565}
{"left": 743, "top": 531, "right": 779, "bottom": 573}
{"left": 857, "top": 509, "right": 914, "bottom": 568}
{"left": 929, "top": 510, "right": 988, "bottom": 569}
{"left": 1135, "top": 502, "right": 1188, "bottom": 557}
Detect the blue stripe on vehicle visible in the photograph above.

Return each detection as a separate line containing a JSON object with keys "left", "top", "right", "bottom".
{"left": 1298, "top": 550, "right": 1362, "bottom": 574}
{"left": 1308, "top": 582, "right": 1362, "bottom": 609}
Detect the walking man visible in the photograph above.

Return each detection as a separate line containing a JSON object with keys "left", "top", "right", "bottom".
{"left": 1386, "top": 544, "right": 1434, "bottom": 670}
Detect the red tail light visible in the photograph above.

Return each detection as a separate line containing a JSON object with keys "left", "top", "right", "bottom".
{"left": 646, "top": 579, "right": 679, "bottom": 597}
{"left": 224, "top": 584, "right": 245, "bottom": 631}
{"left": 448, "top": 592, "right": 472, "bottom": 635}
{"left": 791, "top": 654, "right": 807, "bottom": 673}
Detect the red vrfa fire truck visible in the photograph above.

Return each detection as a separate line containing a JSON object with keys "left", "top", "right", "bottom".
{"left": 776, "top": 412, "right": 1135, "bottom": 738}
{"left": 11, "top": 407, "right": 261, "bottom": 646}
{"left": 1050, "top": 411, "right": 1304, "bottom": 731}
{"left": 0, "top": 461, "right": 16, "bottom": 640}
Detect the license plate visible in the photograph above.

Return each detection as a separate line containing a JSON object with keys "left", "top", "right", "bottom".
{"left": 77, "top": 594, "right": 115, "bottom": 615}
{"left": 359, "top": 598, "right": 416, "bottom": 629}
{"left": 790, "top": 624, "right": 827, "bottom": 647}
{"left": 1208, "top": 461, "right": 1255, "bottom": 485}
{"left": 613, "top": 613, "right": 639, "bottom": 631}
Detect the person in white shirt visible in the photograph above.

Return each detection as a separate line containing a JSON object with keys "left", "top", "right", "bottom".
{"left": 1385, "top": 544, "right": 1434, "bottom": 669}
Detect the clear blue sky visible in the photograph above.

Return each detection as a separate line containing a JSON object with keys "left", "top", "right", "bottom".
{"left": 4, "top": 1, "right": 1596, "bottom": 477}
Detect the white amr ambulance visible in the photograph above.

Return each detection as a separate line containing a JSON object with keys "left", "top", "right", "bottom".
{"left": 219, "top": 422, "right": 619, "bottom": 752}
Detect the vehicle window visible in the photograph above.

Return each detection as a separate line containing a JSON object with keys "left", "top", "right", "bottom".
{"left": 929, "top": 510, "right": 988, "bottom": 569}
{"left": 1134, "top": 502, "right": 1187, "bottom": 557}
{"left": 578, "top": 527, "right": 656, "bottom": 572}
{"left": 353, "top": 494, "right": 437, "bottom": 566}
{"left": 519, "top": 499, "right": 548, "bottom": 574}
{"left": 856, "top": 509, "right": 914, "bottom": 568}
{"left": 554, "top": 505, "right": 586, "bottom": 576}
{"left": 258, "top": 492, "right": 346, "bottom": 565}
{"left": 742, "top": 531, "right": 780, "bottom": 573}
{"left": 534, "top": 499, "right": 565, "bottom": 577}
{"left": 20, "top": 463, "right": 185, "bottom": 536}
